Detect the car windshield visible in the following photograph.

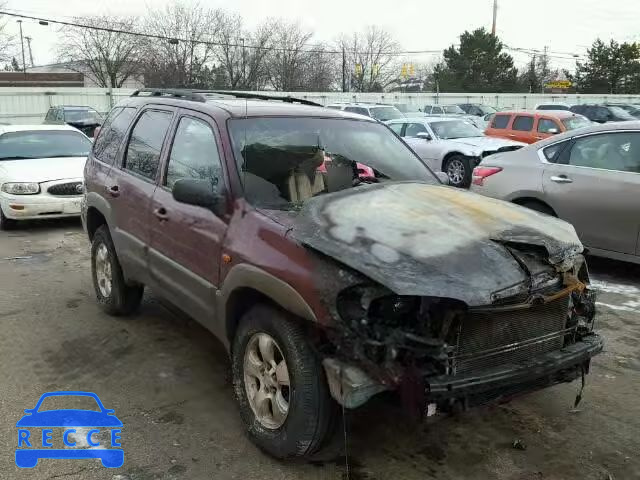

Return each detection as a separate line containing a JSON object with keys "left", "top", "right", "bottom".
{"left": 369, "top": 106, "right": 404, "bottom": 121}
{"left": 617, "top": 105, "right": 640, "bottom": 117}
{"left": 478, "top": 105, "right": 497, "bottom": 114}
{"left": 229, "top": 117, "right": 436, "bottom": 210}
{"left": 609, "top": 106, "right": 637, "bottom": 120}
{"left": 64, "top": 109, "right": 103, "bottom": 124}
{"left": 443, "top": 105, "right": 465, "bottom": 114}
{"left": 562, "top": 116, "right": 593, "bottom": 130}
{"left": 37, "top": 395, "right": 101, "bottom": 412}
{"left": 0, "top": 130, "right": 91, "bottom": 160}
{"left": 537, "top": 104, "right": 569, "bottom": 111}
{"left": 429, "top": 120, "right": 484, "bottom": 139}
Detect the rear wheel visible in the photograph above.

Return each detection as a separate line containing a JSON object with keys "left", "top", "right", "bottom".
{"left": 519, "top": 200, "right": 556, "bottom": 217}
{"left": 444, "top": 155, "right": 472, "bottom": 188}
{"left": 91, "top": 225, "right": 144, "bottom": 315}
{"left": 232, "top": 304, "right": 338, "bottom": 459}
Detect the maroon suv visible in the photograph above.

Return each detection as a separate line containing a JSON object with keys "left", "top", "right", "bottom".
{"left": 82, "top": 89, "right": 603, "bottom": 459}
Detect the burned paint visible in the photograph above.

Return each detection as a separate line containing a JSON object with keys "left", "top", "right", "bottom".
{"left": 293, "top": 182, "right": 583, "bottom": 307}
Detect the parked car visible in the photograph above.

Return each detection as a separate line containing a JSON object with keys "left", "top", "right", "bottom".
{"left": 324, "top": 102, "right": 404, "bottom": 121}
{"left": 421, "top": 104, "right": 485, "bottom": 129}
{"left": 471, "top": 121, "right": 640, "bottom": 264}
{"left": 0, "top": 125, "right": 91, "bottom": 229}
{"left": 393, "top": 104, "right": 426, "bottom": 116}
{"left": 485, "top": 110, "right": 592, "bottom": 144}
{"left": 457, "top": 103, "right": 498, "bottom": 117}
{"left": 569, "top": 104, "right": 636, "bottom": 123}
{"left": 387, "top": 116, "right": 524, "bottom": 187}
{"left": 44, "top": 105, "right": 104, "bottom": 137}
{"left": 605, "top": 103, "right": 640, "bottom": 119}
{"left": 83, "top": 89, "right": 602, "bottom": 460}
{"left": 535, "top": 103, "right": 570, "bottom": 111}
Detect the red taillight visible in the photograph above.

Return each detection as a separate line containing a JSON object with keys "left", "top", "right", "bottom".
{"left": 472, "top": 166, "right": 503, "bottom": 186}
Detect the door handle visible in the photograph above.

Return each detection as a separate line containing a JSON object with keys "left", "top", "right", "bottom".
{"left": 107, "top": 185, "right": 120, "bottom": 197}
{"left": 550, "top": 175, "right": 573, "bottom": 184}
{"left": 153, "top": 207, "right": 169, "bottom": 221}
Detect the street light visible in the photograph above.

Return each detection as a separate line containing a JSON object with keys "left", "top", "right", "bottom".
{"left": 17, "top": 20, "right": 26, "bottom": 73}
{"left": 38, "top": 20, "right": 48, "bottom": 26}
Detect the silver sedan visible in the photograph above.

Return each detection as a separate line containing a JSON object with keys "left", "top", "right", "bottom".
{"left": 470, "top": 121, "right": 640, "bottom": 264}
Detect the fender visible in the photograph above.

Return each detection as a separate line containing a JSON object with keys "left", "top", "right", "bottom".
{"left": 84, "top": 191, "right": 115, "bottom": 234}
{"left": 216, "top": 263, "right": 318, "bottom": 351}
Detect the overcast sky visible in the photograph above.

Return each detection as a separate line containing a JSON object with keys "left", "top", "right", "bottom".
{"left": 3, "top": 0, "right": 639, "bottom": 70}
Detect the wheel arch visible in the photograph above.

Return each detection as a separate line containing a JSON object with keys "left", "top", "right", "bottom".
{"left": 511, "top": 196, "right": 558, "bottom": 216}
{"left": 219, "top": 264, "right": 318, "bottom": 351}
{"left": 441, "top": 151, "right": 466, "bottom": 171}
{"left": 85, "top": 192, "right": 114, "bottom": 241}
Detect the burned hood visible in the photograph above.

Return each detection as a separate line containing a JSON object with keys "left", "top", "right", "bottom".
{"left": 292, "top": 182, "right": 583, "bottom": 306}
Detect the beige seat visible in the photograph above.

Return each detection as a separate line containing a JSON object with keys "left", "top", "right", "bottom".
{"left": 287, "top": 170, "right": 325, "bottom": 203}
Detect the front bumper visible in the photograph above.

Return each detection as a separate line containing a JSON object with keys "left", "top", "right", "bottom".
{"left": 427, "top": 334, "right": 604, "bottom": 406}
{"left": 0, "top": 179, "right": 84, "bottom": 220}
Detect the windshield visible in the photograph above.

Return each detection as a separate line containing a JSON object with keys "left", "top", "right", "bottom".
{"left": 478, "top": 105, "right": 497, "bottom": 114}
{"left": 443, "top": 105, "right": 465, "bottom": 114}
{"left": 0, "top": 131, "right": 91, "bottom": 160}
{"left": 429, "top": 120, "right": 484, "bottom": 139}
{"left": 64, "top": 109, "right": 103, "bottom": 124}
{"left": 537, "top": 104, "right": 569, "bottom": 111}
{"left": 609, "top": 106, "right": 637, "bottom": 120}
{"left": 562, "top": 116, "right": 593, "bottom": 130}
{"left": 228, "top": 117, "right": 436, "bottom": 210}
{"left": 617, "top": 105, "right": 640, "bottom": 117}
{"left": 369, "top": 106, "right": 404, "bottom": 121}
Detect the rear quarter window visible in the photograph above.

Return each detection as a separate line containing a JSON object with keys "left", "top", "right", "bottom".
{"left": 491, "top": 114, "right": 511, "bottom": 129}
{"left": 93, "top": 107, "right": 137, "bottom": 165}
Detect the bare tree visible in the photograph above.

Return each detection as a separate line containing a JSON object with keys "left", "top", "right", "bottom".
{"left": 300, "top": 45, "right": 340, "bottom": 91}
{"left": 0, "top": 5, "right": 16, "bottom": 65}
{"left": 264, "top": 21, "right": 312, "bottom": 91}
{"left": 57, "top": 15, "right": 143, "bottom": 88}
{"left": 216, "top": 12, "right": 274, "bottom": 90}
{"left": 339, "top": 26, "right": 400, "bottom": 92}
{"left": 143, "top": 1, "right": 223, "bottom": 88}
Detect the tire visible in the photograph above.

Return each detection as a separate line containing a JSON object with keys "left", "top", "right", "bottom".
{"left": 231, "top": 304, "right": 338, "bottom": 459}
{"left": 91, "top": 225, "right": 144, "bottom": 316}
{"left": 444, "top": 155, "right": 472, "bottom": 188}
{"left": 0, "top": 206, "right": 16, "bottom": 231}
{"left": 519, "top": 200, "right": 556, "bottom": 217}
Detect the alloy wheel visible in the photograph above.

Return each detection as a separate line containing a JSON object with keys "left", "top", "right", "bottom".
{"left": 447, "top": 158, "right": 466, "bottom": 186}
{"left": 95, "top": 243, "right": 113, "bottom": 298}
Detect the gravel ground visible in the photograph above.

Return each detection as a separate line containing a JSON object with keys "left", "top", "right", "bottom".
{"left": 0, "top": 219, "right": 638, "bottom": 480}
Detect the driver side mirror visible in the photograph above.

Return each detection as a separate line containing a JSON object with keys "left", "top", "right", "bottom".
{"left": 172, "top": 178, "right": 227, "bottom": 217}
{"left": 416, "top": 132, "right": 433, "bottom": 141}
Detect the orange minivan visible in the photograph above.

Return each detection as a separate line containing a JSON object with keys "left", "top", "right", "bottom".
{"left": 485, "top": 110, "right": 591, "bottom": 144}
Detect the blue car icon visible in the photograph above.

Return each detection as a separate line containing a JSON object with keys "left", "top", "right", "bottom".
{"left": 16, "top": 391, "right": 123, "bottom": 468}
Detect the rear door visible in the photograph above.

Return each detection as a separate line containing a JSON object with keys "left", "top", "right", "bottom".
{"left": 542, "top": 131, "right": 640, "bottom": 254}
{"left": 510, "top": 114, "right": 535, "bottom": 143}
{"left": 485, "top": 113, "right": 512, "bottom": 139}
{"left": 108, "top": 107, "right": 175, "bottom": 282}
{"left": 148, "top": 110, "right": 229, "bottom": 326}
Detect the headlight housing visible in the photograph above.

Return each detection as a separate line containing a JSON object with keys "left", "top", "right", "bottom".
{"left": 1, "top": 182, "right": 40, "bottom": 195}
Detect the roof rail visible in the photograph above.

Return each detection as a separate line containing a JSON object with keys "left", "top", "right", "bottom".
{"left": 204, "top": 90, "right": 322, "bottom": 107}
{"left": 131, "top": 89, "right": 207, "bottom": 102}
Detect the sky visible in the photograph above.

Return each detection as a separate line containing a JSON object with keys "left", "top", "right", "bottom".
{"left": 2, "top": 0, "right": 639, "bottom": 71}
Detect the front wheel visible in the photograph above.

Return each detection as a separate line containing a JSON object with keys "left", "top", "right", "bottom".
{"left": 0, "top": 206, "right": 16, "bottom": 231}
{"left": 444, "top": 155, "right": 472, "bottom": 188}
{"left": 232, "top": 304, "right": 338, "bottom": 459}
{"left": 91, "top": 225, "right": 144, "bottom": 316}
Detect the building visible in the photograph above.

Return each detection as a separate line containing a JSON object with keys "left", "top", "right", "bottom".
{"left": 26, "top": 61, "right": 144, "bottom": 89}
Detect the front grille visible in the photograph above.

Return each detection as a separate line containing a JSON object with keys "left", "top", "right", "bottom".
{"left": 452, "top": 296, "right": 570, "bottom": 374}
{"left": 47, "top": 182, "right": 83, "bottom": 196}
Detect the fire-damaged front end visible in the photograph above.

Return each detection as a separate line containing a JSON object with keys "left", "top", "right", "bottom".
{"left": 292, "top": 182, "right": 603, "bottom": 413}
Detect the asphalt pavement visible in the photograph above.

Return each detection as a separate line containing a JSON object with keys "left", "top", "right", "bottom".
{"left": 0, "top": 219, "right": 638, "bottom": 480}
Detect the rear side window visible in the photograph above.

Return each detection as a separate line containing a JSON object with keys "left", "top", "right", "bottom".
{"left": 44, "top": 108, "right": 55, "bottom": 122}
{"left": 165, "top": 117, "right": 223, "bottom": 189}
{"left": 512, "top": 116, "right": 534, "bottom": 131}
{"left": 124, "top": 110, "right": 173, "bottom": 181}
{"left": 491, "top": 114, "right": 511, "bottom": 129}
{"left": 93, "top": 107, "right": 137, "bottom": 165}
{"left": 542, "top": 141, "right": 568, "bottom": 162}
{"left": 432, "top": 106, "right": 443, "bottom": 114}
{"left": 537, "top": 118, "right": 560, "bottom": 133}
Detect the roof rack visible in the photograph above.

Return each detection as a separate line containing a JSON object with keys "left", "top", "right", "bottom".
{"left": 131, "top": 88, "right": 323, "bottom": 107}
{"left": 131, "top": 89, "right": 208, "bottom": 102}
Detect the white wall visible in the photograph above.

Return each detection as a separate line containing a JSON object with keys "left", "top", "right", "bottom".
{"left": 1, "top": 88, "right": 639, "bottom": 125}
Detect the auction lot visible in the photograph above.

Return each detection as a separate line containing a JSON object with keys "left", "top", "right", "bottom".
{"left": 0, "top": 220, "right": 638, "bottom": 480}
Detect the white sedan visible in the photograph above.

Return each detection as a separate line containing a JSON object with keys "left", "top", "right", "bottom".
{"left": 386, "top": 117, "right": 525, "bottom": 188}
{"left": 0, "top": 125, "right": 91, "bottom": 229}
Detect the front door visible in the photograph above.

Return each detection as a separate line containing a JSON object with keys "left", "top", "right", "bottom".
{"left": 148, "top": 111, "right": 229, "bottom": 327}
{"left": 542, "top": 131, "right": 640, "bottom": 254}
{"left": 108, "top": 108, "right": 175, "bottom": 283}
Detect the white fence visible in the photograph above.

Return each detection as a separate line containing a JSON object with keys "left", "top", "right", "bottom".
{"left": 1, "top": 87, "right": 640, "bottom": 124}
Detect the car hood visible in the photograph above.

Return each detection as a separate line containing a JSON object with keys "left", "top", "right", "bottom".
{"left": 16, "top": 410, "right": 122, "bottom": 427}
{"left": 442, "top": 136, "right": 524, "bottom": 151}
{"left": 291, "top": 182, "right": 582, "bottom": 306}
{"left": 0, "top": 157, "right": 86, "bottom": 183}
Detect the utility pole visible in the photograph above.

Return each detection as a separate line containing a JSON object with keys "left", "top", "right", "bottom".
{"left": 342, "top": 46, "right": 346, "bottom": 92}
{"left": 17, "top": 20, "right": 26, "bottom": 73}
{"left": 25, "top": 36, "right": 34, "bottom": 67}
{"left": 491, "top": 0, "right": 498, "bottom": 35}
{"left": 241, "top": 37, "right": 246, "bottom": 89}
